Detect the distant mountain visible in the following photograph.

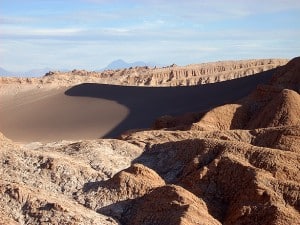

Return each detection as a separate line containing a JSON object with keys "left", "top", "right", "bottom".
{"left": 20, "top": 68, "right": 53, "bottom": 77}
{"left": 0, "top": 67, "right": 67, "bottom": 77}
{"left": 0, "top": 67, "right": 15, "bottom": 76}
{"left": 100, "top": 59, "right": 157, "bottom": 71}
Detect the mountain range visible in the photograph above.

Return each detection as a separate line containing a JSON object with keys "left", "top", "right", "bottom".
{"left": 0, "top": 67, "right": 56, "bottom": 77}
{"left": 100, "top": 59, "right": 157, "bottom": 71}
{"left": 0, "top": 60, "right": 157, "bottom": 77}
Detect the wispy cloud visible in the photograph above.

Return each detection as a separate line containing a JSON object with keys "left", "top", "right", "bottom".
{"left": 1, "top": 0, "right": 299, "bottom": 71}
{"left": 1, "top": 26, "right": 85, "bottom": 39}
{"left": 0, "top": 16, "right": 35, "bottom": 25}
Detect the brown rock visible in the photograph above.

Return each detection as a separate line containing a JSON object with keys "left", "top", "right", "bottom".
{"left": 191, "top": 104, "right": 250, "bottom": 131}
{"left": 270, "top": 56, "right": 300, "bottom": 91}
{"left": 0, "top": 135, "right": 141, "bottom": 224}
{"left": 248, "top": 89, "right": 300, "bottom": 129}
{"left": 122, "top": 185, "right": 221, "bottom": 225}
{"left": 250, "top": 125, "right": 300, "bottom": 152}
{"left": 76, "top": 163, "right": 165, "bottom": 213}
{"left": 0, "top": 180, "right": 119, "bottom": 224}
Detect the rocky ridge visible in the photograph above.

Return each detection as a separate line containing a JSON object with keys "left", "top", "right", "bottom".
{"left": 0, "top": 59, "right": 288, "bottom": 89}
{"left": 0, "top": 57, "right": 299, "bottom": 224}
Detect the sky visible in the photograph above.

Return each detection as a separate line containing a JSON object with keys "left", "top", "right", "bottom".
{"left": 1, "top": 0, "right": 300, "bottom": 71}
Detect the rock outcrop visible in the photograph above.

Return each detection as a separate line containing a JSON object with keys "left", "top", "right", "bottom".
{"left": 188, "top": 57, "right": 300, "bottom": 131}
{"left": 0, "top": 137, "right": 141, "bottom": 224}
{"left": 122, "top": 185, "right": 221, "bottom": 225}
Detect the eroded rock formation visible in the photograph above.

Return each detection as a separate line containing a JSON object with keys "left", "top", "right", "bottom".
{"left": 0, "top": 59, "right": 288, "bottom": 89}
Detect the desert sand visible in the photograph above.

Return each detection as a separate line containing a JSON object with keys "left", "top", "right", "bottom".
{"left": 0, "top": 58, "right": 299, "bottom": 225}
{"left": 0, "top": 87, "right": 128, "bottom": 142}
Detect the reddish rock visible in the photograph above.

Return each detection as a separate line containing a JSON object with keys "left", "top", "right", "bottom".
{"left": 123, "top": 185, "right": 221, "bottom": 225}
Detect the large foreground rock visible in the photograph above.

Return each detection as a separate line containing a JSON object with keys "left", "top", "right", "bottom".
{"left": 0, "top": 137, "right": 141, "bottom": 224}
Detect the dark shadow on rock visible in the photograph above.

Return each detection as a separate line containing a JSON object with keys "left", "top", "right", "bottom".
{"left": 97, "top": 199, "right": 134, "bottom": 224}
{"left": 82, "top": 180, "right": 106, "bottom": 192}
{"left": 65, "top": 69, "right": 276, "bottom": 138}
{"left": 130, "top": 138, "right": 235, "bottom": 222}
{"left": 97, "top": 190, "right": 189, "bottom": 225}
{"left": 132, "top": 139, "right": 221, "bottom": 183}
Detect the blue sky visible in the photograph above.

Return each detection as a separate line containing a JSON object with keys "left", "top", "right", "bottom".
{"left": 1, "top": 0, "right": 300, "bottom": 71}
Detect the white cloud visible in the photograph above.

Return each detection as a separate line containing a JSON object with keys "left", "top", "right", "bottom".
{"left": 32, "top": 28, "right": 84, "bottom": 36}
{"left": 1, "top": 26, "right": 85, "bottom": 38}
{"left": 102, "top": 27, "right": 131, "bottom": 34}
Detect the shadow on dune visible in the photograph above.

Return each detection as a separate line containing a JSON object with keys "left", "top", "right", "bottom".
{"left": 65, "top": 69, "right": 276, "bottom": 138}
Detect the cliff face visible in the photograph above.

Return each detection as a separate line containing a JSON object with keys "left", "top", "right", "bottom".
{"left": 0, "top": 59, "right": 288, "bottom": 88}
{"left": 1, "top": 57, "right": 300, "bottom": 224}
{"left": 129, "top": 59, "right": 288, "bottom": 86}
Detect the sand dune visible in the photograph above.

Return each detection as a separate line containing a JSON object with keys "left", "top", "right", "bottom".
{"left": 0, "top": 88, "right": 128, "bottom": 142}
{"left": 0, "top": 69, "right": 275, "bottom": 142}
